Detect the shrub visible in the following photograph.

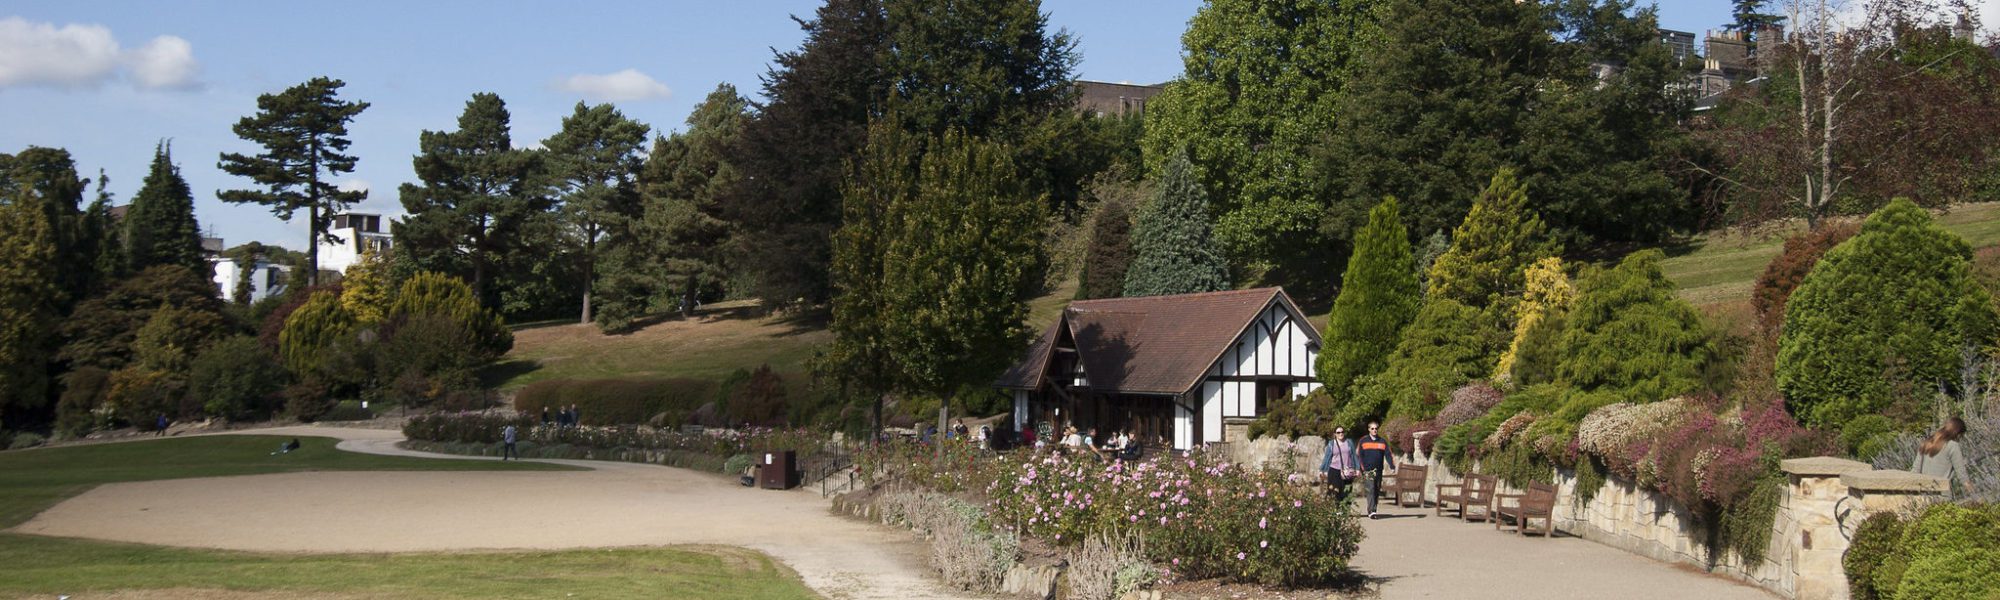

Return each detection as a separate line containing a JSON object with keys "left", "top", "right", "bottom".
{"left": 1845, "top": 512, "right": 1906, "bottom": 600}
{"left": 282, "top": 379, "right": 336, "bottom": 422}
{"left": 258, "top": 283, "right": 340, "bottom": 352}
{"left": 1873, "top": 503, "right": 2000, "bottom": 599}
{"left": 189, "top": 336, "right": 289, "bottom": 421}
{"left": 1778, "top": 199, "right": 1998, "bottom": 430}
{"left": 1350, "top": 298, "right": 1509, "bottom": 424}
{"left": 1840, "top": 415, "right": 1898, "bottom": 462}
{"left": 374, "top": 313, "right": 487, "bottom": 399}
{"left": 279, "top": 291, "right": 357, "bottom": 378}
{"left": 514, "top": 378, "right": 718, "bottom": 426}
{"left": 726, "top": 365, "right": 789, "bottom": 426}
{"left": 131, "top": 305, "right": 232, "bottom": 376}
{"left": 321, "top": 400, "right": 374, "bottom": 422}
{"left": 1435, "top": 383, "right": 1504, "bottom": 429}
{"left": 7, "top": 432, "right": 46, "bottom": 450}
{"left": 59, "top": 264, "right": 231, "bottom": 371}
{"left": 1554, "top": 250, "right": 1717, "bottom": 403}
{"left": 389, "top": 272, "right": 512, "bottom": 359}
{"left": 1893, "top": 548, "right": 2000, "bottom": 600}
{"left": 1751, "top": 222, "right": 1859, "bottom": 333}
{"left": 985, "top": 450, "right": 1363, "bottom": 586}
{"left": 1064, "top": 533, "right": 1151, "bottom": 600}
{"left": 1250, "top": 387, "right": 1341, "bottom": 439}
{"left": 104, "top": 367, "right": 185, "bottom": 423}
{"left": 55, "top": 367, "right": 114, "bottom": 437}
{"left": 1317, "top": 197, "right": 1420, "bottom": 399}
{"left": 1494, "top": 257, "right": 1575, "bottom": 383}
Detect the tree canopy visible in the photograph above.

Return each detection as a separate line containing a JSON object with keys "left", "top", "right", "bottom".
{"left": 217, "top": 77, "right": 370, "bottom": 286}
{"left": 123, "top": 142, "right": 206, "bottom": 276}
{"left": 1124, "top": 151, "right": 1230, "bottom": 297}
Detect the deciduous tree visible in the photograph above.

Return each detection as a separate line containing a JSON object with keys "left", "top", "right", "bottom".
{"left": 0, "top": 197, "right": 60, "bottom": 418}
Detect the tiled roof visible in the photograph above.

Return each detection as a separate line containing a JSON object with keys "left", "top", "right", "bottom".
{"left": 996, "top": 287, "right": 1316, "bottom": 395}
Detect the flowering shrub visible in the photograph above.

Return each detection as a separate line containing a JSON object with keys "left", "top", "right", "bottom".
{"left": 984, "top": 450, "right": 1362, "bottom": 586}
{"left": 1435, "top": 382, "right": 1504, "bottom": 428}
{"left": 856, "top": 437, "right": 999, "bottom": 493}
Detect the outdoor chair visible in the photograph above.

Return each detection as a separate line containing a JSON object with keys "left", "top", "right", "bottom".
{"left": 1494, "top": 482, "right": 1559, "bottom": 536}
{"left": 1386, "top": 465, "right": 1428, "bottom": 507}
{"left": 1435, "top": 473, "right": 1498, "bottom": 522}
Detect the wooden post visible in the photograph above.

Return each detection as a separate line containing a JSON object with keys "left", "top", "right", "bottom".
{"left": 936, "top": 404, "right": 948, "bottom": 459}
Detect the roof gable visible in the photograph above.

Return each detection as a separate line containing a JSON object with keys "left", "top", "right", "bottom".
{"left": 995, "top": 288, "right": 1319, "bottom": 394}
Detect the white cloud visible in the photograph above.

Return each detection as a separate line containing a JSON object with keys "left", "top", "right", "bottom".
{"left": 555, "top": 68, "right": 672, "bottom": 102}
{"left": 337, "top": 179, "right": 371, "bottom": 194}
{"left": 0, "top": 17, "right": 201, "bottom": 90}
{"left": 0, "top": 17, "right": 121, "bottom": 88}
{"left": 127, "top": 35, "right": 200, "bottom": 90}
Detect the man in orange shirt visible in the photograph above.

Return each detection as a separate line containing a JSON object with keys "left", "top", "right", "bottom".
{"left": 1357, "top": 421, "right": 1396, "bottom": 519}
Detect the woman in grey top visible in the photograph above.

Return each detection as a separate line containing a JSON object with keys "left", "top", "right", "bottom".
{"left": 1912, "top": 417, "right": 1972, "bottom": 494}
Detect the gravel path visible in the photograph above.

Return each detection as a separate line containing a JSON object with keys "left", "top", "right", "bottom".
{"left": 12, "top": 426, "right": 962, "bottom": 600}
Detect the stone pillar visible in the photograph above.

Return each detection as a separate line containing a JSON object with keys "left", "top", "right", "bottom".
{"left": 1781, "top": 457, "right": 1872, "bottom": 600}
{"left": 1840, "top": 469, "right": 1948, "bottom": 517}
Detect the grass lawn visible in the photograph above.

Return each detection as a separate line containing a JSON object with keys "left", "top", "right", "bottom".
{"left": 1663, "top": 201, "right": 2000, "bottom": 307}
{"left": 0, "top": 435, "right": 819, "bottom": 599}
{"left": 492, "top": 299, "right": 830, "bottom": 390}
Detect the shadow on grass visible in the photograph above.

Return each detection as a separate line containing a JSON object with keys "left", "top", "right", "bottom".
{"left": 480, "top": 359, "right": 541, "bottom": 389}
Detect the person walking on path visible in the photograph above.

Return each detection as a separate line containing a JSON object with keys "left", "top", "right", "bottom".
{"left": 541, "top": 406, "right": 551, "bottom": 427}
{"left": 1913, "top": 416, "right": 1974, "bottom": 495}
{"left": 1358, "top": 421, "right": 1396, "bottom": 519}
{"left": 155, "top": 414, "right": 169, "bottom": 437}
{"left": 501, "top": 424, "right": 519, "bottom": 461}
{"left": 1321, "top": 426, "right": 1360, "bottom": 503}
{"left": 568, "top": 404, "right": 581, "bottom": 428}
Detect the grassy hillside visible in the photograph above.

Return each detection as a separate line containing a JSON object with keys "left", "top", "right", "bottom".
{"left": 1663, "top": 202, "right": 2000, "bottom": 308}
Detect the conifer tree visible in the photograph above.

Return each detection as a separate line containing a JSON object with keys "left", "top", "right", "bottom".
{"left": 1424, "top": 168, "right": 1557, "bottom": 309}
{"left": 218, "top": 78, "right": 369, "bottom": 287}
{"left": 280, "top": 291, "right": 356, "bottom": 377}
{"left": 1124, "top": 151, "right": 1229, "bottom": 297}
{"left": 339, "top": 250, "right": 390, "bottom": 325}
{"left": 599, "top": 84, "right": 748, "bottom": 330}
{"left": 1778, "top": 198, "right": 1998, "bottom": 429}
{"left": 3, "top": 147, "right": 100, "bottom": 311}
{"left": 396, "top": 93, "right": 549, "bottom": 307}
{"left": 1553, "top": 250, "right": 1714, "bottom": 401}
{"left": 542, "top": 102, "right": 649, "bottom": 325}
{"left": 1494, "top": 257, "right": 1574, "bottom": 383}
{"left": 389, "top": 271, "right": 512, "bottom": 360}
{"left": 125, "top": 142, "right": 207, "bottom": 275}
{"left": 1075, "top": 198, "right": 1133, "bottom": 300}
{"left": 86, "top": 170, "right": 126, "bottom": 285}
{"left": 1318, "top": 197, "right": 1420, "bottom": 396}
{"left": 0, "top": 197, "right": 61, "bottom": 416}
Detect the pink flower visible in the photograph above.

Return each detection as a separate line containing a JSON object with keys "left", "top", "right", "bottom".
{"left": 1237, "top": 552, "right": 1247, "bottom": 560}
{"left": 1260, "top": 540, "right": 1268, "bottom": 548}
{"left": 1259, "top": 517, "right": 1267, "bottom": 529}
{"left": 1294, "top": 500, "right": 1303, "bottom": 508}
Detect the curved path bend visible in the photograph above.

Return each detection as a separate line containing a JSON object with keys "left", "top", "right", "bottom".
{"left": 12, "top": 426, "right": 962, "bottom": 600}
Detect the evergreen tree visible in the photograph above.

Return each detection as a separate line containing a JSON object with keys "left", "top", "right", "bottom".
{"left": 1424, "top": 169, "right": 1557, "bottom": 309}
{"left": 86, "top": 170, "right": 126, "bottom": 286}
{"left": 1342, "top": 298, "right": 1508, "bottom": 424}
{"left": 59, "top": 265, "right": 230, "bottom": 371}
{"left": 1325, "top": 0, "right": 1691, "bottom": 249}
{"left": 1777, "top": 199, "right": 1998, "bottom": 429}
{"left": 1494, "top": 257, "right": 1574, "bottom": 383}
{"left": 124, "top": 142, "right": 207, "bottom": 275}
{"left": 822, "top": 120, "right": 1046, "bottom": 428}
{"left": 131, "top": 304, "right": 232, "bottom": 376}
{"left": 1075, "top": 198, "right": 1133, "bottom": 300}
{"left": 279, "top": 291, "right": 356, "bottom": 378}
{"left": 542, "top": 102, "right": 649, "bottom": 325}
{"left": 217, "top": 77, "right": 370, "bottom": 287}
{"left": 1553, "top": 250, "right": 1715, "bottom": 402}
{"left": 1317, "top": 197, "right": 1420, "bottom": 397}
{"left": 395, "top": 93, "right": 549, "bottom": 307}
{"left": 0, "top": 197, "right": 61, "bottom": 418}
{"left": 1123, "top": 151, "right": 1229, "bottom": 297}
{"left": 599, "top": 83, "right": 748, "bottom": 330}
{"left": 2, "top": 147, "right": 101, "bottom": 311}
{"left": 725, "top": 0, "right": 892, "bottom": 309}
{"left": 388, "top": 271, "right": 512, "bottom": 360}
{"left": 1142, "top": 0, "right": 1378, "bottom": 268}
{"left": 339, "top": 250, "right": 390, "bottom": 325}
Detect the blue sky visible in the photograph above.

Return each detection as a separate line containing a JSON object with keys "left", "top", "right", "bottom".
{"left": 0, "top": 0, "right": 1737, "bottom": 251}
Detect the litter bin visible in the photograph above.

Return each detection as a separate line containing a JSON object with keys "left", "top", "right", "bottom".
{"left": 758, "top": 450, "right": 797, "bottom": 490}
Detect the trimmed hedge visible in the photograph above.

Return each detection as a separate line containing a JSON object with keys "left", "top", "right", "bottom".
{"left": 514, "top": 378, "right": 717, "bottom": 427}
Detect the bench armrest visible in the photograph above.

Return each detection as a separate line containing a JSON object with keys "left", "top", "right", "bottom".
{"left": 1435, "top": 483, "right": 1464, "bottom": 493}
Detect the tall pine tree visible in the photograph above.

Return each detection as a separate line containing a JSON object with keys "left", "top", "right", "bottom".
{"left": 396, "top": 93, "right": 550, "bottom": 308}
{"left": 1317, "top": 196, "right": 1420, "bottom": 398}
{"left": 542, "top": 102, "right": 649, "bottom": 325}
{"left": 217, "top": 77, "right": 370, "bottom": 286}
{"left": 1124, "top": 151, "right": 1229, "bottom": 297}
{"left": 125, "top": 142, "right": 207, "bottom": 275}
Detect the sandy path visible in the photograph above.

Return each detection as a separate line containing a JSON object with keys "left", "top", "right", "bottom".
{"left": 12, "top": 426, "right": 963, "bottom": 600}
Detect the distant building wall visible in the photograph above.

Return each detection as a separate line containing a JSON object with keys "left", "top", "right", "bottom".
{"left": 1076, "top": 80, "right": 1164, "bottom": 117}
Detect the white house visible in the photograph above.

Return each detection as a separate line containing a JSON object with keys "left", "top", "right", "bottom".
{"left": 212, "top": 257, "right": 291, "bottom": 303}
{"left": 996, "top": 287, "right": 1323, "bottom": 451}
{"left": 317, "top": 212, "right": 394, "bottom": 274}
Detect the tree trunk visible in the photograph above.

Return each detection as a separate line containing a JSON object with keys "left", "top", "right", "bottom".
{"left": 580, "top": 237, "right": 594, "bottom": 325}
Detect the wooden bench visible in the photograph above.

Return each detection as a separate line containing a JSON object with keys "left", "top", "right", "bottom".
{"left": 1386, "top": 465, "right": 1428, "bottom": 507}
{"left": 1435, "top": 473, "right": 1499, "bottom": 522}
{"left": 1493, "top": 482, "right": 1559, "bottom": 536}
